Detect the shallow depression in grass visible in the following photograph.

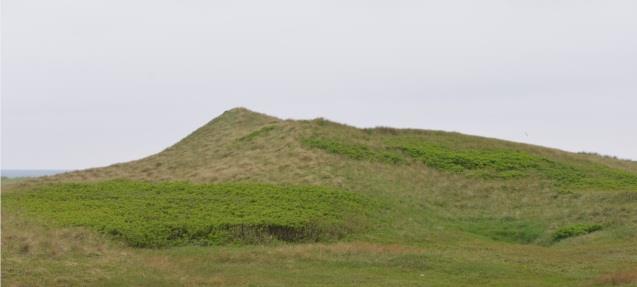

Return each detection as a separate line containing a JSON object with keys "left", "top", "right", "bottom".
{"left": 3, "top": 180, "right": 374, "bottom": 248}
{"left": 456, "top": 217, "right": 546, "bottom": 244}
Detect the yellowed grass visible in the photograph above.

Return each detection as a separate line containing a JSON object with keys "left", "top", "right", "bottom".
{"left": 596, "top": 268, "right": 637, "bottom": 286}
{"left": 1, "top": 211, "right": 132, "bottom": 286}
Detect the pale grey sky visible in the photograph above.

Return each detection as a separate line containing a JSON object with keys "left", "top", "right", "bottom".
{"left": 2, "top": 0, "right": 636, "bottom": 169}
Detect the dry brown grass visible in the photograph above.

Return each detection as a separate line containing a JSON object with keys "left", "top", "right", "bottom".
{"left": 596, "top": 268, "right": 637, "bottom": 286}
{"left": 263, "top": 241, "right": 424, "bottom": 260}
{"left": 1, "top": 210, "right": 142, "bottom": 286}
{"left": 133, "top": 241, "right": 427, "bottom": 287}
{"left": 51, "top": 108, "right": 339, "bottom": 186}
{"left": 1, "top": 211, "right": 111, "bottom": 258}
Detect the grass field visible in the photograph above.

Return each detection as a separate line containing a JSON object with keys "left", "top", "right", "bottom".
{"left": 2, "top": 108, "right": 637, "bottom": 286}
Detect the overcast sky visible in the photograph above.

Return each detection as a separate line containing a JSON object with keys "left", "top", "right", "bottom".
{"left": 2, "top": 0, "right": 636, "bottom": 170}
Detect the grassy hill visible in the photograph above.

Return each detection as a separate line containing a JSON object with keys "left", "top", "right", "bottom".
{"left": 3, "top": 107, "right": 637, "bottom": 286}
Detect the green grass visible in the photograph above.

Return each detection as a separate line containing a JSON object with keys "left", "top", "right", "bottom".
{"left": 456, "top": 217, "right": 546, "bottom": 244}
{"left": 3, "top": 180, "right": 373, "bottom": 248}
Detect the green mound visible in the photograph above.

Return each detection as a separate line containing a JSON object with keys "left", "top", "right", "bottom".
{"left": 3, "top": 180, "right": 372, "bottom": 248}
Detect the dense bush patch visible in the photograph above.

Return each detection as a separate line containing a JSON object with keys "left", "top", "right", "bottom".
{"left": 553, "top": 224, "right": 603, "bottom": 241}
{"left": 395, "top": 142, "right": 544, "bottom": 178}
{"left": 3, "top": 181, "right": 372, "bottom": 248}
{"left": 303, "top": 137, "right": 404, "bottom": 164}
{"left": 397, "top": 142, "right": 637, "bottom": 190}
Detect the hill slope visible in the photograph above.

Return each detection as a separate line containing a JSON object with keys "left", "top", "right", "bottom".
{"left": 51, "top": 107, "right": 637, "bottom": 243}
{"left": 58, "top": 107, "right": 637, "bottom": 189}
{"left": 4, "top": 107, "right": 637, "bottom": 287}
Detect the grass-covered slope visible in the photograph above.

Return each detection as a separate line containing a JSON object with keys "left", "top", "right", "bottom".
{"left": 55, "top": 107, "right": 637, "bottom": 192}
{"left": 3, "top": 107, "right": 637, "bottom": 286}
{"left": 304, "top": 131, "right": 637, "bottom": 191}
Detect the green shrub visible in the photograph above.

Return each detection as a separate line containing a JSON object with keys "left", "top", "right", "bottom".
{"left": 303, "top": 137, "right": 404, "bottom": 164}
{"left": 552, "top": 224, "right": 603, "bottom": 241}
{"left": 3, "top": 180, "right": 373, "bottom": 248}
{"left": 403, "top": 142, "right": 637, "bottom": 190}
{"left": 395, "top": 143, "right": 545, "bottom": 178}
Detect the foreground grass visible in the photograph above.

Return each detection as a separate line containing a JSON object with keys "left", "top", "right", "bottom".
{"left": 3, "top": 208, "right": 637, "bottom": 287}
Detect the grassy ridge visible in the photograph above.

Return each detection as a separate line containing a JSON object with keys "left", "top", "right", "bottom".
{"left": 3, "top": 180, "right": 373, "bottom": 248}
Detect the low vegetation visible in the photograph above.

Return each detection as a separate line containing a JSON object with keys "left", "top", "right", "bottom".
{"left": 3, "top": 180, "right": 373, "bottom": 248}
{"left": 552, "top": 223, "right": 603, "bottom": 242}
{"left": 303, "top": 137, "right": 404, "bottom": 164}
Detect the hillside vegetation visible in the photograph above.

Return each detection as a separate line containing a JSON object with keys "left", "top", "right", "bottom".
{"left": 4, "top": 181, "right": 372, "bottom": 247}
{"left": 3, "top": 107, "right": 637, "bottom": 286}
